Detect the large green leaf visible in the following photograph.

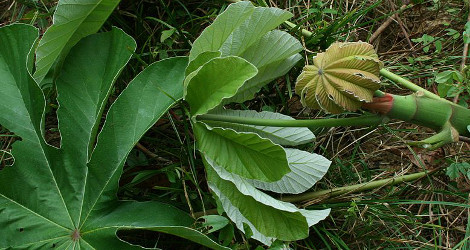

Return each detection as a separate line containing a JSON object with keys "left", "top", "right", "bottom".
{"left": 33, "top": 0, "right": 121, "bottom": 85}
{"left": 204, "top": 155, "right": 330, "bottom": 244}
{"left": 0, "top": 25, "right": 225, "bottom": 249}
{"left": 204, "top": 109, "right": 315, "bottom": 146}
{"left": 82, "top": 56, "right": 188, "bottom": 216}
{"left": 185, "top": 56, "right": 258, "bottom": 116}
{"left": 57, "top": 27, "right": 135, "bottom": 165}
{"left": 194, "top": 122, "right": 290, "bottom": 182}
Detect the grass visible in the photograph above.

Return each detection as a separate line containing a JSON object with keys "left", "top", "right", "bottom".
{"left": 1, "top": 0, "right": 470, "bottom": 248}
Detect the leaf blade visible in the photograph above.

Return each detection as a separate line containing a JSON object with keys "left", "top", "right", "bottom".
{"left": 189, "top": 1, "right": 255, "bottom": 61}
{"left": 204, "top": 155, "right": 330, "bottom": 243}
{"left": 248, "top": 148, "right": 331, "bottom": 194}
{"left": 195, "top": 122, "right": 290, "bottom": 182}
{"left": 82, "top": 57, "right": 188, "bottom": 225}
{"left": 0, "top": 24, "right": 74, "bottom": 247}
{"left": 57, "top": 27, "right": 136, "bottom": 164}
{"left": 185, "top": 56, "right": 257, "bottom": 116}
{"left": 33, "top": 0, "right": 121, "bottom": 84}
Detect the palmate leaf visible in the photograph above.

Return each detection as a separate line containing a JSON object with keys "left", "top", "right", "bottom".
{"left": 0, "top": 24, "right": 225, "bottom": 249}
{"left": 34, "top": 0, "right": 121, "bottom": 85}
{"left": 295, "top": 42, "right": 382, "bottom": 114}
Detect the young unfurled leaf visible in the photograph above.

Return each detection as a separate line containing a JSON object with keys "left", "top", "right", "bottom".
{"left": 0, "top": 24, "right": 226, "bottom": 249}
{"left": 295, "top": 42, "right": 382, "bottom": 114}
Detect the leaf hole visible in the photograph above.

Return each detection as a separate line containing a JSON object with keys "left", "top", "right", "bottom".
{"left": 51, "top": 243, "right": 56, "bottom": 248}
{"left": 19, "top": 227, "right": 24, "bottom": 232}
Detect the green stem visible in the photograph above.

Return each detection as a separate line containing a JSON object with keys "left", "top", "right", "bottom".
{"left": 280, "top": 171, "right": 428, "bottom": 203}
{"left": 379, "top": 68, "right": 449, "bottom": 102}
{"left": 193, "top": 171, "right": 428, "bottom": 217}
{"left": 284, "top": 20, "right": 313, "bottom": 37}
{"left": 197, "top": 114, "right": 386, "bottom": 128}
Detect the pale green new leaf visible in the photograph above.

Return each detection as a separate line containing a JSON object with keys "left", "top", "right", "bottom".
{"left": 194, "top": 122, "right": 290, "bottom": 182}
{"left": 189, "top": 1, "right": 254, "bottom": 61}
{"left": 204, "top": 155, "right": 330, "bottom": 243}
{"left": 295, "top": 42, "right": 382, "bottom": 114}
{"left": 34, "top": 0, "right": 121, "bottom": 85}
{"left": 185, "top": 56, "right": 257, "bottom": 116}
{"left": 188, "top": 2, "right": 302, "bottom": 105}
{"left": 225, "top": 30, "right": 303, "bottom": 103}
{"left": 219, "top": 7, "right": 293, "bottom": 57}
{"left": 205, "top": 109, "right": 315, "bottom": 146}
{"left": 248, "top": 148, "right": 331, "bottom": 194}
{"left": 185, "top": 51, "right": 221, "bottom": 76}
{"left": 0, "top": 25, "right": 225, "bottom": 249}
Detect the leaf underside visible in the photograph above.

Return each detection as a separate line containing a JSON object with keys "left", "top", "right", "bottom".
{"left": 204, "top": 155, "right": 331, "bottom": 244}
{"left": 184, "top": 1, "right": 332, "bottom": 245}
{"left": 187, "top": 1, "right": 303, "bottom": 105}
{"left": 204, "top": 109, "right": 315, "bottom": 146}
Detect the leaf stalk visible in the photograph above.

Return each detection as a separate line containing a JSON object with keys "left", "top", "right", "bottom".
{"left": 197, "top": 114, "right": 386, "bottom": 128}
{"left": 280, "top": 171, "right": 428, "bottom": 203}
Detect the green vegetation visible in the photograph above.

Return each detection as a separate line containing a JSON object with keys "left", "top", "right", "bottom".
{"left": 1, "top": 0, "right": 469, "bottom": 249}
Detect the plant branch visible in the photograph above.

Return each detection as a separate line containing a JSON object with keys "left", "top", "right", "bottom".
{"left": 453, "top": 4, "right": 470, "bottom": 103}
{"left": 280, "top": 171, "right": 428, "bottom": 203}
{"left": 460, "top": 136, "right": 470, "bottom": 143}
{"left": 379, "top": 68, "right": 452, "bottom": 103}
{"left": 193, "top": 171, "right": 429, "bottom": 217}
{"left": 369, "top": 4, "right": 409, "bottom": 44}
{"left": 197, "top": 113, "right": 386, "bottom": 128}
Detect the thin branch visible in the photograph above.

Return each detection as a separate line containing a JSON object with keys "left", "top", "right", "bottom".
{"left": 193, "top": 171, "right": 429, "bottom": 218}
{"left": 380, "top": 68, "right": 454, "bottom": 104}
{"left": 453, "top": 4, "right": 470, "bottom": 103}
{"left": 197, "top": 114, "right": 386, "bottom": 128}
{"left": 459, "top": 136, "right": 470, "bottom": 143}
{"left": 280, "top": 171, "right": 428, "bottom": 203}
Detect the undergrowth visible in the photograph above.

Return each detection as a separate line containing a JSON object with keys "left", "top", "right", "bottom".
{"left": 1, "top": 0, "right": 469, "bottom": 248}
